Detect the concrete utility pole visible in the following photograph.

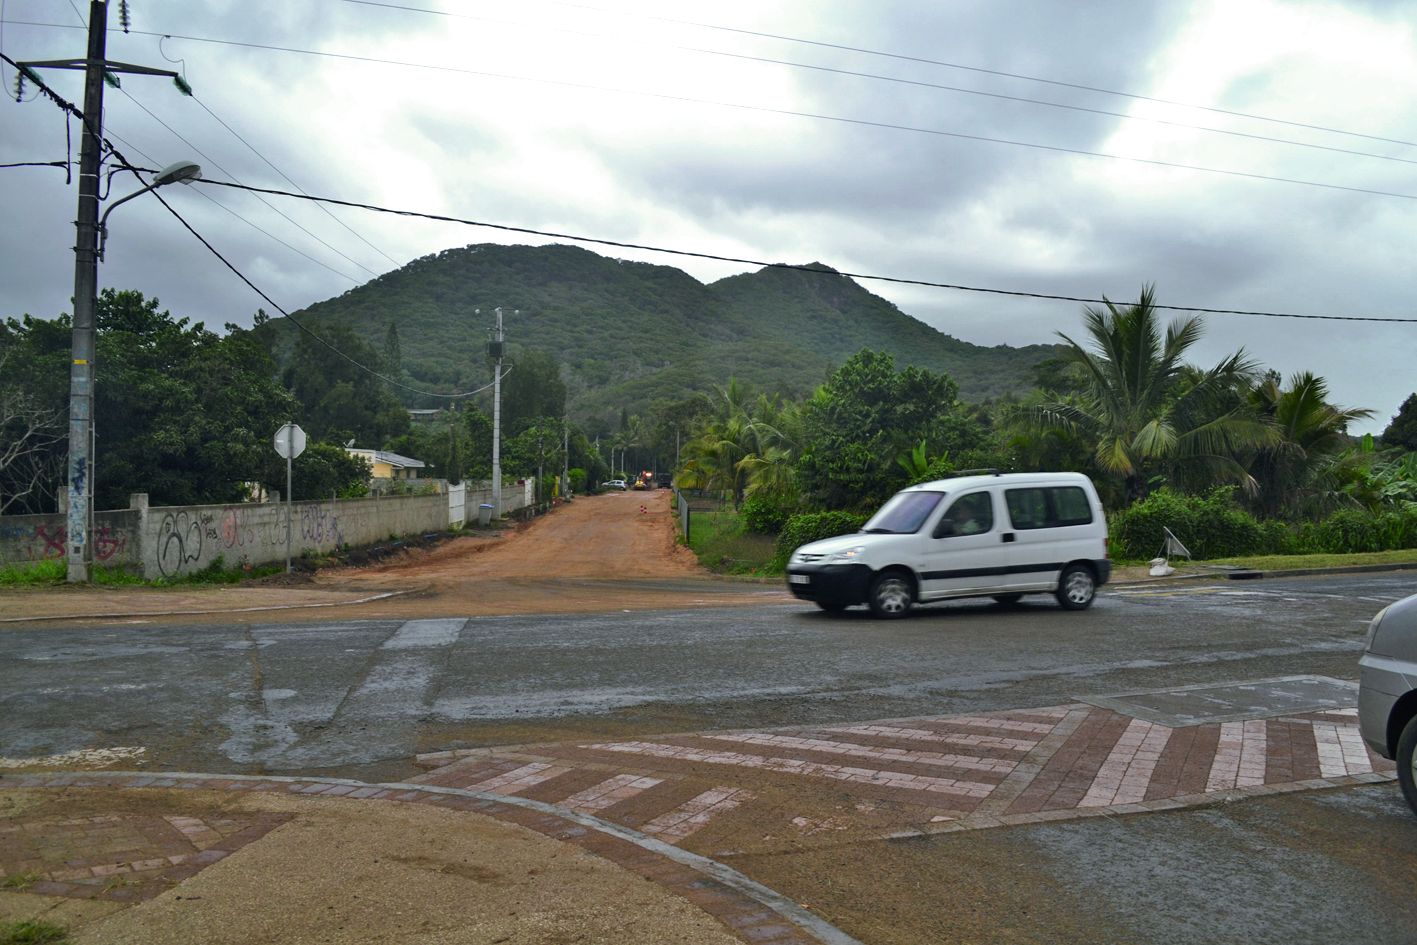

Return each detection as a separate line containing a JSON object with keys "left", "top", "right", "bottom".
{"left": 562, "top": 417, "right": 569, "bottom": 497}
{"left": 489, "top": 306, "right": 504, "bottom": 517}
{"left": 21, "top": 0, "right": 180, "bottom": 582}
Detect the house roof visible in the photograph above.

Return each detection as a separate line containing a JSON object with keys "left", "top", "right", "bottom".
{"left": 347, "top": 448, "right": 426, "bottom": 469}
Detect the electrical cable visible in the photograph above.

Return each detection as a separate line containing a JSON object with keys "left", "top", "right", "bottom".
{"left": 0, "top": 54, "right": 486, "bottom": 399}
{"left": 0, "top": 159, "right": 67, "bottom": 168}
{"left": 8, "top": 21, "right": 1416, "bottom": 200}
{"left": 188, "top": 92, "right": 400, "bottom": 266}
{"left": 185, "top": 175, "right": 1417, "bottom": 324}
{"left": 99, "top": 124, "right": 365, "bottom": 283}
{"left": 533, "top": 0, "right": 1417, "bottom": 151}
{"left": 335, "top": 0, "right": 1417, "bottom": 169}
{"left": 146, "top": 178, "right": 503, "bottom": 400}
{"left": 114, "top": 85, "right": 378, "bottom": 281}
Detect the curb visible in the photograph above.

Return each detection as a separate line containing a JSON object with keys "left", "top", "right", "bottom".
{"left": 0, "top": 588, "right": 419, "bottom": 625}
{"left": 2, "top": 769, "right": 863, "bottom": 945}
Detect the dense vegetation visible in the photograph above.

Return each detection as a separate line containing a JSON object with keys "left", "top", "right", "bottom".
{"left": 672, "top": 287, "right": 1417, "bottom": 567}
{"left": 255, "top": 243, "right": 1057, "bottom": 429}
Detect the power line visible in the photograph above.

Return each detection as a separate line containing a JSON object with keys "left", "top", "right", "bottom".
{"left": 537, "top": 0, "right": 1417, "bottom": 151}
{"left": 188, "top": 92, "right": 400, "bottom": 266}
{"left": 336, "top": 0, "right": 1417, "bottom": 169}
{"left": 185, "top": 175, "right": 1417, "bottom": 324}
{"left": 100, "top": 124, "right": 365, "bottom": 283}
{"left": 0, "top": 54, "right": 482, "bottom": 400}
{"left": 113, "top": 85, "right": 378, "bottom": 280}
{"left": 147, "top": 178, "right": 499, "bottom": 400}
{"left": 0, "top": 159, "right": 66, "bottom": 168}
{"left": 9, "top": 20, "right": 1416, "bottom": 201}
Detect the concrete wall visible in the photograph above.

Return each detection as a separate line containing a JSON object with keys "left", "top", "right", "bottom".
{"left": 0, "top": 507, "right": 140, "bottom": 570}
{"left": 0, "top": 477, "right": 537, "bottom": 579}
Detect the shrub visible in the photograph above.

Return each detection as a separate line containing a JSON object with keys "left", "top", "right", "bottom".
{"left": 774, "top": 510, "right": 870, "bottom": 565}
{"left": 1109, "top": 488, "right": 1263, "bottom": 560}
{"left": 740, "top": 494, "right": 795, "bottom": 534}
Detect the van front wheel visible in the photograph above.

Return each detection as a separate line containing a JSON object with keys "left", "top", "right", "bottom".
{"left": 1055, "top": 565, "right": 1096, "bottom": 610}
{"left": 868, "top": 572, "right": 914, "bottom": 619}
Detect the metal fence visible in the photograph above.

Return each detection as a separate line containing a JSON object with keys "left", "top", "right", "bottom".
{"left": 672, "top": 488, "right": 730, "bottom": 545}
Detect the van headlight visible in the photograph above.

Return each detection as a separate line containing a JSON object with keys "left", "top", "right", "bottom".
{"left": 828, "top": 546, "right": 866, "bottom": 562}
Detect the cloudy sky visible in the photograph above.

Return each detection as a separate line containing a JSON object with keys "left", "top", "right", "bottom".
{"left": 2, "top": 0, "right": 1415, "bottom": 432}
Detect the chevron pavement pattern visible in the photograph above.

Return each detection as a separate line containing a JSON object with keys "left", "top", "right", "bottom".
{"left": 413, "top": 702, "right": 1396, "bottom": 853}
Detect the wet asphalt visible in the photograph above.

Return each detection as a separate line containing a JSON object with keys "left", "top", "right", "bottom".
{"left": 0, "top": 572, "right": 1406, "bottom": 778}
{"left": 3, "top": 571, "right": 1416, "bottom": 944}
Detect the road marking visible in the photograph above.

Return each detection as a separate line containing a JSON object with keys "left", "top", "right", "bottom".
{"left": 702, "top": 733, "right": 1018, "bottom": 775}
{"left": 463, "top": 761, "right": 574, "bottom": 795}
{"left": 640, "top": 787, "right": 754, "bottom": 843}
{"left": 0, "top": 746, "right": 146, "bottom": 769}
{"left": 588, "top": 741, "right": 997, "bottom": 798}
{"left": 1079, "top": 718, "right": 1172, "bottom": 807}
{"left": 820, "top": 723, "right": 1039, "bottom": 752}
{"left": 561, "top": 774, "right": 664, "bottom": 814}
{"left": 379, "top": 618, "right": 467, "bottom": 649}
{"left": 1312, "top": 721, "right": 1374, "bottom": 778}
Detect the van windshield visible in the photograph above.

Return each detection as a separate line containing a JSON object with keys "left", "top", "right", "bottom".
{"left": 861, "top": 491, "right": 944, "bottom": 535}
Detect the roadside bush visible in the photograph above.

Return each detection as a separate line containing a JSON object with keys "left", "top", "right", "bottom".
{"left": 1109, "top": 488, "right": 1263, "bottom": 560}
{"left": 740, "top": 494, "right": 795, "bottom": 534}
{"left": 773, "top": 510, "right": 870, "bottom": 566}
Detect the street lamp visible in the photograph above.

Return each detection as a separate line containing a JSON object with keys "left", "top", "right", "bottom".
{"left": 65, "top": 158, "right": 199, "bottom": 582}
{"left": 98, "top": 161, "right": 201, "bottom": 260}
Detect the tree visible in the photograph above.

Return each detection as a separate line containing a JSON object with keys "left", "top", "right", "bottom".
{"left": 1025, "top": 286, "right": 1274, "bottom": 504}
{"left": 502, "top": 348, "right": 566, "bottom": 436}
{"left": 1382, "top": 394, "right": 1417, "bottom": 453}
{"left": 795, "top": 350, "right": 981, "bottom": 509}
{"left": 0, "top": 348, "right": 64, "bottom": 514}
{"left": 261, "top": 442, "right": 371, "bottom": 500}
{"left": 284, "top": 324, "right": 409, "bottom": 446}
{"left": 1245, "top": 371, "right": 1373, "bottom": 518}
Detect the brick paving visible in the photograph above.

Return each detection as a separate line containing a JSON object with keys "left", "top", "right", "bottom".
{"left": 414, "top": 702, "right": 1398, "bottom": 844}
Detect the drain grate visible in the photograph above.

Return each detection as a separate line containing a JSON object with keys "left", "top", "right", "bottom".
{"left": 1076, "top": 674, "right": 1358, "bottom": 727}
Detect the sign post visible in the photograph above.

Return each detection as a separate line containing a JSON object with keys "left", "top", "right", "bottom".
{"left": 273, "top": 422, "right": 307, "bottom": 573}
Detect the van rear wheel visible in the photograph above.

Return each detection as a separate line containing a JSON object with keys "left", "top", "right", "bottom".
{"left": 868, "top": 572, "right": 914, "bottom": 619}
{"left": 1055, "top": 564, "right": 1096, "bottom": 610}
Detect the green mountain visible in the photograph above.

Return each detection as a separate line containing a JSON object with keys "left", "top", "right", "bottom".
{"left": 262, "top": 243, "right": 1056, "bottom": 427}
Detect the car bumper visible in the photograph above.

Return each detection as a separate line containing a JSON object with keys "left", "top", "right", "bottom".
{"left": 1359, "top": 653, "right": 1415, "bottom": 758}
{"left": 786, "top": 563, "right": 874, "bottom": 607}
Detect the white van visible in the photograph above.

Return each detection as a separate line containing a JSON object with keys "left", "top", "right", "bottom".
{"left": 785, "top": 471, "right": 1111, "bottom": 618}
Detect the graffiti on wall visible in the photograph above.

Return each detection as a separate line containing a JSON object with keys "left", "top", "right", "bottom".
{"left": 155, "top": 510, "right": 204, "bottom": 578}
{"left": 299, "top": 504, "right": 344, "bottom": 546}
{"left": 0, "top": 523, "right": 129, "bottom": 562}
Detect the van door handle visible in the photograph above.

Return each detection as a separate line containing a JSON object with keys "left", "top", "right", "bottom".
{"left": 1001, "top": 533, "right": 1016, "bottom": 543}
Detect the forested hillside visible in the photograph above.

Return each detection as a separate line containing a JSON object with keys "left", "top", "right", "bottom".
{"left": 259, "top": 243, "right": 1056, "bottom": 427}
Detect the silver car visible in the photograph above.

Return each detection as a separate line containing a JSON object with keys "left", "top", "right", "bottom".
{"left": 1358, "top": 592, "right": 1417, "bottom": 816}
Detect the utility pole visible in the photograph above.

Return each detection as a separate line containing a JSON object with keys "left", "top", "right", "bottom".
{"left": 562, "top": 417, "right": 569, "bottom": 497}
{"left": 21, "top": 0, "right": 181, "bottom": 582}
{"left": 488, "top": 306, "right": 504, "bottom": 517}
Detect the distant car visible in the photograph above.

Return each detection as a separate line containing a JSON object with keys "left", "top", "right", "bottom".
{"left": 1359, "top": 592, "right": 1417, "bottom": 816}
{"left": 602, "top": 479, "right": 628, "bottom": 491}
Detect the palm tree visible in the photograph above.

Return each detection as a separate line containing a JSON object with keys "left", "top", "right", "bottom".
{"left": 1026, "top": 286, "right": 1274, "bottom": 504}
{"left": 1246, "top": 371, "right": 1374, "bottom": 518}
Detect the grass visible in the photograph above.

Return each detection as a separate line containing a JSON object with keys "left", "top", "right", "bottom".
{"left": 0, "top": 556, "right": 282, "bottom": 588}
{"left": 1206, "top": 548, "right": 1417, "bottom": 572}
{"left": 684, "top": 509, "right": 778, "bottom": 575}
{"left": 0, "top": 871, "right": 41, "bottom": 891}
{"left": 0, "top": 921, "right": 68, "bottom": 945}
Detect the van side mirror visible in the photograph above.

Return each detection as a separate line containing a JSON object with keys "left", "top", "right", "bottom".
{"left": 932, "top": 519, "right": 956, "bottom": 539}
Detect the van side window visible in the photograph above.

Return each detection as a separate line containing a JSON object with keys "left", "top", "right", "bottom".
{"left": 941, "top": 491, "right": 994, "bottom": 536}
{"left": 1005, "top": 486, "right": 1093, "bottom": 529}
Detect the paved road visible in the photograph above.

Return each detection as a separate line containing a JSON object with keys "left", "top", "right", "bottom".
{"left": 4, "top": 571, "right": 1416, "bottom": 944}
{"left": 0, "top": 572, "right": 1403, "bottom": 778}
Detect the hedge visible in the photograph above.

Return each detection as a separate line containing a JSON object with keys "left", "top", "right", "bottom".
{"left": 1109, "top": 488, "right": 1417, "bottom": 560}
{"left": 772, "top": 510, "right": 870, "bottom": 567}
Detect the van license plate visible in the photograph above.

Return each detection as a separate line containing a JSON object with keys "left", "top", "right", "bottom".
{"left": 789, "top": 574, "right": 810, "bottom": 584}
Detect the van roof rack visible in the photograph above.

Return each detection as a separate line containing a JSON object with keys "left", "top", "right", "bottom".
{"left": 937, "top": 468, "right": 1001, "bottom": 479}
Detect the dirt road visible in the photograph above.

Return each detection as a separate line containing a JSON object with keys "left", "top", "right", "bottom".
{"left": 0, "top": 490, "right": 784, "bottom": 625}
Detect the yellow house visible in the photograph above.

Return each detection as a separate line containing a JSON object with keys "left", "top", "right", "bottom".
{"left": 346, "top": 448, "right": 426, "bottom": 481}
